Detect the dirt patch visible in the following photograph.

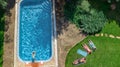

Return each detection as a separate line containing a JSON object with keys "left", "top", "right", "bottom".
{"left": 3, "top": 0, "right": 15, "bottom": 67}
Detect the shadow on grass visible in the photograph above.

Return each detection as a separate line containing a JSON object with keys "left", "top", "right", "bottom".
{"left": 88, "top": 0, "right": 120, "bottom": 26}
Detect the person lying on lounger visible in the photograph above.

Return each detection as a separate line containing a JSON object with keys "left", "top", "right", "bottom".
{"left": 88, "top": 40, "right": 96, "bottom": 51}
{"left": 72, "top": 57, "right": 86, "bottom": 65}
{"left": 82, "top": 44, "right": 92, "bottom": 54}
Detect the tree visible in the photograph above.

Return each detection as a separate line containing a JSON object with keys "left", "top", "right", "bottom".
{"left": 0, "top": 0, "right": 7, "bottom": 9}
{"left": 80, "top": 9, "right": 107, "bottom": 34}
{"left": 64, "top": 0, "right": 107, "bottom": 34}
{"left": 107, "top": 0, "right": 119, "bottom": 3}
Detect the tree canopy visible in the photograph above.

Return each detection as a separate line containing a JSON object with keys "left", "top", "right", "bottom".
{"left": 64, "top": 0, "right": 107, "bottom": 34}
{"left": 0, "top": 0, "right": 7, "bottom": 9}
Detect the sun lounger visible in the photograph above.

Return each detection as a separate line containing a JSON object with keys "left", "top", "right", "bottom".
{"left": 77, "top": 49, "right": 88, "bottom": 57}
{"left": 88, "top": 40, "right": 96, "bottom": 51}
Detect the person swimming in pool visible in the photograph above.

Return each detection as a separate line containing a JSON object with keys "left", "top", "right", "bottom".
{"left": 32, "top": 51, "right": 36, "bottom": 62}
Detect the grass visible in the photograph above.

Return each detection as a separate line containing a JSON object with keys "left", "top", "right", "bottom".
{"left": 65, "top": 36, "right": 120, "bottom": 67}
{"left": 0, "top": 7, "right": 5, "bottom": 67}
{"left": 101, "top": 21, "right": 120, "bottom": 36}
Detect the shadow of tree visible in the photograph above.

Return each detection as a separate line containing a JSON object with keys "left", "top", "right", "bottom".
{"left": 0, "top": 7, "right": 5, "bottom": 31}
{"left": 88, "top": 0, "right": 120, "bottom": 26}
{"left": 56, "top": 0, "right": 85, "bottom": 36}
{"left": 55, "top": 0, "right": 70, "bottom": 36}
{"left": 3, "top": 0, "right": 15, "bottom": 43}
{"left": 64, "top": 0, "right": 80, "bottom": 22}
{"left": 0, "top": 19, "right": 5, "bottom": 31}
{"left": 6, "top": 0, "right": 15, "bottom": 17}
{"left": 7, "top": 0, "right": 15, "bottom": 9}
{"left": 4, "top": 34, "right": 13, "bottom": 43}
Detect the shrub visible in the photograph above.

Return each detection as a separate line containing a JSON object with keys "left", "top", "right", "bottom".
{"left": 80, "top": 9, "right": 107, "bottom": 34}
{"left": 0, "top": 0, "right": 7, "bottom": 9}
{"left": 0, "top": 31, "right": 3, "bottom": 67}
{"left": 107, "top": 0, "right": 119, "bottom": 3}
{"left": 64, "top": 0, "right": 107, "bottom": 34}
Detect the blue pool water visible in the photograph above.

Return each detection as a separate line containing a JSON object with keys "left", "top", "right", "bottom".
{"left": 18, "top": 0, "right": 52, "bottom": 62}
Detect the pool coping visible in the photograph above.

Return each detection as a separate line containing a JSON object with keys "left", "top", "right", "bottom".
{"left": 14, "top": 0, "right": 58, "bottom": 67}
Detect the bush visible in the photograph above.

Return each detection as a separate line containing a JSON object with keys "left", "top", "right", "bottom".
{"left": 0, "top": 0, "right": 6, "bottom": 66}
{"left": 107, "top": 0, "right": 119, "bottom": 3}
{"left": 0, "top": 0, "right": 7, "bottom": 9}
{"left": 64, "top": 0, "right": 107, "bottom": 34}
{"left": 80, "top": 9, "right": 107, "bottom": 34}
{"left": 0, "top": 31, "right": 3, "bottom": 67}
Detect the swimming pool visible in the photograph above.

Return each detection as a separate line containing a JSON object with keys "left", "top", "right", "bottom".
{"left": 18, "top": 0, "right": 53, "bottom": 62}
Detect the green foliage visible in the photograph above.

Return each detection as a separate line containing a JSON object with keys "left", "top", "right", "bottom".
{"left": 0, "top": 0, "right": 7, "bottom": 9}
{"left": 101, "top": 20, "right": 120, "bottom": 36}
{"left": 65, "top": 36, "right": 120, "bottom": 67}
{"left": 64, "top": 0, "right": 80, "bottom": 22}
{"left": 80, "top": 10, "right": 107, "bottom": 34}
{"left": 0, "top": 16, "right": 5, "bottom": 31}
{"left": 89, "top": 0, "right": 120, "bottom": 26}
{"left": 107, "top": 0, "right": 119, "bottom": 3}
{"left": 0, "top": 0, "right": 5, "bottom": 66}
{"left": 64, "top": 0, "right": 107, "bottom": 34}
{"left": 80, "top": 0, "right": 90, "bottom": 12}
{"left": 0, "top": 31, "right": 3, "bottom": 67}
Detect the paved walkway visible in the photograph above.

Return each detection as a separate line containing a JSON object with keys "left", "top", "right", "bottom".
{"left": 3, "top": 0, "right": 15, "bottom": 67}
{"left": 95, "top": 33, "right": 120, "bottom": 39}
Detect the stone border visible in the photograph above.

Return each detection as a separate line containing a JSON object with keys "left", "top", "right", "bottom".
{"left": 14, "top": 0, "right": 19, "bottom": 66}
{"left": 95, "top": 33, "right": 120, "bottom": 39}
{"left": 53, "top": 0, "right": 58, "bottom": 66}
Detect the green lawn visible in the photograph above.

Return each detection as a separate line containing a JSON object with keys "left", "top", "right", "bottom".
{"left": 101, "top": 21, "right": 120, "bottom": 36}
{"left": 65, "top": 36, "right": 120, "bottom": 67}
